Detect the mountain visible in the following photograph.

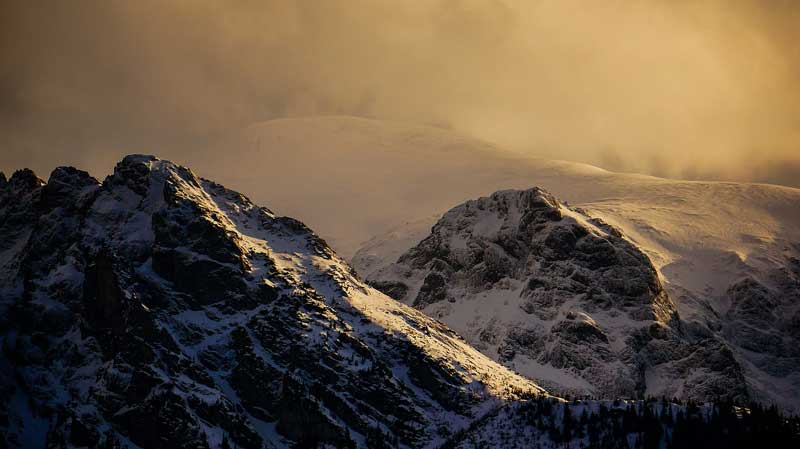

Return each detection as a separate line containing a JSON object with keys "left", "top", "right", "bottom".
{"left": 356, "top": 180, "right": 800, "bottom": 412}
{"left": 2, "top": 155, "right": 798, "bottom": 449}
{"left": 363, "top": 187, "right": 751, "bottom": 403}
{"left": 216, "top": 118, "right": 800, "bottom": 385}
{"left": 0, "top": 155, "right": 543, "bottom": 449}
{"left": 276, "top": 117, "right": 800, "bottom": 412}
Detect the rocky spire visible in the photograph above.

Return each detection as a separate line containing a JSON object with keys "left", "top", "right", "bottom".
{"left": 41, "top": 166, "right": 99, "bottom": 209}
{"left": 8, "top": 168, "right": 45, "bottom": 195}
{"left": 107, "top": 154, "right": 160, "bottom": 196}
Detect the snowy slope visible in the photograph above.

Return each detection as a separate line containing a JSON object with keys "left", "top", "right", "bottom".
{"left": 0, "top": 156, "right": 543, "bottom": 449}
{"left": 363, "top": 188, "right": 751, "bottom": 404}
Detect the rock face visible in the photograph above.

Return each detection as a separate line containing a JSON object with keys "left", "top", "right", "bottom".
{"left": 0, "top": 156, "right": 543, "bottom": 449}
{"left": 718, "top": 259, "right": 800, "bottom": 409}
{"left": 365, "top": 188, "right": 747, "bottom": 401}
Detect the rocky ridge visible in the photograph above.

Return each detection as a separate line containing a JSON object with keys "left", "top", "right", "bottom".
{"left": 0, "top": 156, "right": 542, "bottom": 449}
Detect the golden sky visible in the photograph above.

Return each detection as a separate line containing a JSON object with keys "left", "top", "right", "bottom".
{"left": 1, "top": 0, "right": 798, "bottom": 186}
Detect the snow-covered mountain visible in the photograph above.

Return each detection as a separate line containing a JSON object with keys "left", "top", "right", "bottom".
{"left": 0, "top": 156, "right": 544, "bottom": 449}
{"left": 362, "top": 187, "right": 751, "bottom": 402}
{"left": 356, "top": 181, "right": 800, "bottom": 412}
{"left": 248, "top": 117, "right": 798, "bottom": 412}
{"left": 358, "top": 182, "right": 800, "bottom": 413}
{"left": 2, "top": 155, "right": 797, "bottom": 448}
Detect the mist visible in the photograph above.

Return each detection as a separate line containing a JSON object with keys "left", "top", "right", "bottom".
{"left": 1, "top": 0, "right": 799, "bottom": 186}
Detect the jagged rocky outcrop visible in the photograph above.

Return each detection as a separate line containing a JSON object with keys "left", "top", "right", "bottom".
{"left": 365, "top": 188, "right": 747, "bottom": 401}
{"left": 0, "top": 156, "right": 543, "bottom": 449}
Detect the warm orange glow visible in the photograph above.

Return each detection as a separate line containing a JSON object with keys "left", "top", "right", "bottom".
{"left": 1, "top": 0, "right": 798, "bottom": 185}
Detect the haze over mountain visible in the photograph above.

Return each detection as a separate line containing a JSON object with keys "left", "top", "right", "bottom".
{"left": 3, "top": 1, "right": 800, "bottom": 186}
{"left": 217, "top": 116, "right": 800, "bottom": 270}
{"left": 3, "top": 1, "right": 800, "bottom": 446}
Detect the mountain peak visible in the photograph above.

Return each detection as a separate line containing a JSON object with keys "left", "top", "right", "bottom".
{"left": 107, "top": 153, "right": 181, "bottom": 197}
{"left": 488, "top": 187, "right": 562, "bottom": 211}
{"left": 0, "top": 155, "right": 543, "bottom": 449}
{"left": 6, "top": 168, "right": 45, "bottom": 194}
{"left": 366, "top": 186, "right": 748, "bottom": 401}
{"left": 120, "top": 153, "right": 159, "bottom": 164}
{"left": 396, "top": 185, "right": 671, "bottom": 318}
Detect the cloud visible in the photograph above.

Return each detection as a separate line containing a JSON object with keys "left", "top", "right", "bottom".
{"left": 1, "top": 0, "right": 798, "bottom": 187}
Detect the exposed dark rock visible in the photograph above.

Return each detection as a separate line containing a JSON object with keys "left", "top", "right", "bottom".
{"left": 114, "top": 390, "right": 210, "bottom": 449}
{"left": 107, "top": 154, "right": 159, "bottom": 196}
{"left": 83, "top": 250, "right": 128, "bottom": 336}
{"left": 553, "top": 317, "right": 609, "bottom": 344}
{"left": 498, "top": 326, "right": 545, "bottom": 363}
{"left": 368, "top": 279, "right": 409, "bottom": 300}
{"left": 152, "top": 246, "right": 247, "bottom": 305}
{"left": 8, "top": 168, "right": 45, "bottom": 195}
{"left": 726, "top": 278, "right": 779, "bottom": 328}
{"left": 41, "top": 167, "right": 98, "bottom": 210}
{"left": 69, "top": 416, "right": 99, "bottom": 448}
{"left": 275, "top": 376, "right": 355, "bottom": 449}
{"left": 414, "top": 271, "right": 449, "bottom": 307}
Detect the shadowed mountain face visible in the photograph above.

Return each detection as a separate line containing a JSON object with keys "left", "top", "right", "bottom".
{"left": 365, "top": 188, "right": 749, "bottom": 403}
{"left": 0, "top": 155, "right": 542, "bottom": 449}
